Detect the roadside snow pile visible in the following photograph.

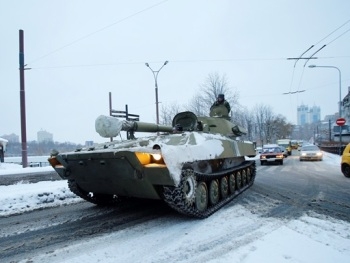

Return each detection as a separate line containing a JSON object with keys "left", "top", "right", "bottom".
{"left": 0, "top": 181, "right": 82, "bottom": 216}
{"left": 0, "top": 162, "right": 54, "bottom": 175}
{"left": 0, "top": 162, "right": 22, "bottom": 170}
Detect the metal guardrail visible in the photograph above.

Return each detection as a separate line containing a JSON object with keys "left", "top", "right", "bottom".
{"left": 318, "top": 146, "right": 345, "bottom": 156}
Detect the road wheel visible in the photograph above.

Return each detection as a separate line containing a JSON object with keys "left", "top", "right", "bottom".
{"left": 241, "top": 169, "right": 247, "bottom": 186}
{"left": 195, "top": 182, "right": 208, "bottom": 212}
{"left": 228, "top": 173, "right": 236, "bottom": 193}
{"left": 246, "top": 168, "right": 252, "bottom": 183}
{"left": 181, "top": 170, "right": 197, "bottom": 206}
{"left": 236, "top": 171, "right": 242, "bottom": 190}
{"left": 220, "top": 176, "right": 229, "bottom": 199}
{"left": 209, "top": 180, "right": 220, "bottom": 205}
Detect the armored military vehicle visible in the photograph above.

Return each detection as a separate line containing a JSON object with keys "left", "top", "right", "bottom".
{"left": 48, "top": 105, "right": 256, "bottom": 218}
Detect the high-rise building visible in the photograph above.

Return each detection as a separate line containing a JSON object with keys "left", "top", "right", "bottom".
{"left": 297, "top": 104, "right": 321, "bottom": 125}
{"left": 309, "top": 105, "right": 321, "bottom": 123}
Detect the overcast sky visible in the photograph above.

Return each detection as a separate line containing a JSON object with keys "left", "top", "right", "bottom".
{"left": 1, "top": 0, "right": 350, "bottom": 144}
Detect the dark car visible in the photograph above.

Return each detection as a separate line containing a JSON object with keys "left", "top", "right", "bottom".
{"left": 260, "top": 144, "right": 284, "bottom": 165}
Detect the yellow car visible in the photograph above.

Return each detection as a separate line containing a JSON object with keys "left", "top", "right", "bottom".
{"left": 341, "top": 143, "right": 350, "bottom": 178}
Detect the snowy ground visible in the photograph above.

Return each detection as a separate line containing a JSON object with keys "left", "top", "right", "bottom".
{"left": 0, "top": 153, "right": 350, "bottom": 262}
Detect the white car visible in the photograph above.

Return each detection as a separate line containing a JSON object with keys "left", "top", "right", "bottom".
{"left": 299, "top": 145, "right": 323, "bottom": 161}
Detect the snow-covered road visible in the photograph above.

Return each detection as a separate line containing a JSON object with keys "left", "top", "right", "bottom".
{"left": 0, "top": 153, "right": 350, "bottom": 262}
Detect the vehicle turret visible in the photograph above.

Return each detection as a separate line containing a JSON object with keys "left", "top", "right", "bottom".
{"left": 172, "top": 106, "right": 247, "bottom": 137}
{"left": 95, "top": 104, "right": 247, "bottom": 139}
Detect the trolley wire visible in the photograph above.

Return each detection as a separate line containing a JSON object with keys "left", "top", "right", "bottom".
{"left": 28, "top": 0, "right": 171, "bottom": 65}
{"left": 287, "top": 18, "right": 350, "bottom": 99}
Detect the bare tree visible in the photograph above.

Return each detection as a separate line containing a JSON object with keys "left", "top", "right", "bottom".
{"left": 230, "top": 106, "right": 255, "bottom": 141}
{"left": 160, "top": 102, "right": 182, "bottom": 126}
{"left": 253, "top": 104, "right": 275, "bottom": 145}
{"left": 253, "top": 104, "right": 294, "bottom": 145}
{"left": 187, "top": 72, "right": 240, "bottom": 116}
{"left": 159, "top": 74, "right": 294, "bottom": 145}
{"left": 185, "top": 95, "right": 207, "bottom": 116}
{"left": 271, "top": 115, "right": 294, "bottom": 139}
{"left": 231, "top": 106, "right": 245, "bottom": 125}
{"left": 241, "top": 109, "right": 255, "bottom": 141}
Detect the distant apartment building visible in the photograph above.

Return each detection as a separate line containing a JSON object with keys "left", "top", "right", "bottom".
{"left": 37, "top": 129, "right": 53, "bottom": 143}
{"left": 323, "top": 114, "right": 337, "bottom": 123}
{"left": 297, "top": 104, "right": 321, "bottom": 125}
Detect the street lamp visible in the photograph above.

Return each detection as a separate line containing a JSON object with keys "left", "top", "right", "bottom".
{"left": 145, "top": 61, "right": 168, "bottom": 125}
{"left": 308, "top": 65, "right": 342, "bottom": 117}
{"left": 308, "top": 64, "right": 342, "bottom": 153}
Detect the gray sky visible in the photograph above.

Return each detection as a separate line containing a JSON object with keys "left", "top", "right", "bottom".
{"left": 1, "top": 0, "right": 350, "bottom": 144}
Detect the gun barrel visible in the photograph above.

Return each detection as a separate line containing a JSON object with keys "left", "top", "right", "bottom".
{"left": 132, "top": 122, "right": 173, "bottom": 133}
{"left": 95, "top": 115, "right": 173, "bottom": 138}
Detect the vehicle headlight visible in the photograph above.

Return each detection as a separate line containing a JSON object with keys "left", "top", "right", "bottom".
{"left": 301, "top": 152, "right": 307, "bottom": 156}
{"left": 151, "top": 153, "right": 162, "bottom": 161}
{"left": 316, "top": 152, "right": 323, "bottom": 156}
{"left": 135, "top": 152, "right": 165, "bottom": 165}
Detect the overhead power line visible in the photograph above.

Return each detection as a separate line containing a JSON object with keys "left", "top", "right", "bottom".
{"left": 286, "top": 18, "right": 350, "bottom": 97}
{"left": 326, "top": 28, "right": 350, "bottom": 45}
{"left": 314, "top": 19, "right": 350, "bottom": 46}
{"left": 29, "top": 55, "right": 350, "bottom": 70}
{"left": 288, "top": 18, "right": 350, "bottom": 68}
{"left": 28, "top": 0, "right": 170, "bottom": 65}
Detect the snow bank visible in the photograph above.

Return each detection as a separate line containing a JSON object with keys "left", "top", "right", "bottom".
{"left": 0, "top": 180, "right": 81, "bottom": 216}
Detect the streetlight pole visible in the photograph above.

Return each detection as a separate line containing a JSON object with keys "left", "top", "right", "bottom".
{"left": 145, "top": 61, "right": 168, "bottom": 125}
{"left": 308, "top": 64, "right": 342, "bottom": 153}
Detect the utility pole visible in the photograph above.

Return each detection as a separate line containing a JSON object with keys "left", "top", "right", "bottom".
{"left": 19, "top": 29, "right": 28, "bottom": 168}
